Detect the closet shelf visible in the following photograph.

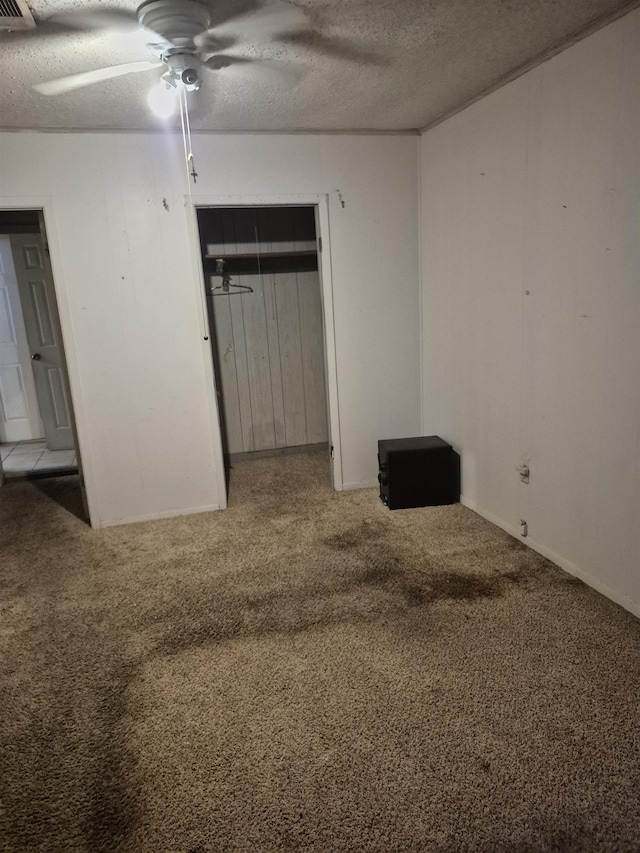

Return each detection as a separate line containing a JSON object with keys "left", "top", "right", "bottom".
{"left": 204, "top": 250, "right": 318, "bottom": 276}
{"left": 204, "top": 250, "right": 317, "bottom": 260}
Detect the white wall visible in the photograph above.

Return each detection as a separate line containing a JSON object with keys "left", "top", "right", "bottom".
{"left": 0, "top": 132, "right": 420, "bottom": 525}
{"left": 420, "top": 10, "right": 640, "bottom": 615}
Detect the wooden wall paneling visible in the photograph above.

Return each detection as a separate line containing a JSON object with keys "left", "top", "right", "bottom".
{"left": 268, "top": 207, "right": 295, "bottom": 253}
{"left": 0, "top": 133, "right": 421, "bottom": 523}
{"left": 233, "top": 208, "right": 258, "bottom": 254}
{"left": 219, "top": 208, "right": 237, "bottom": 254}
{"left": 297, "top": 270, "right": 329, "bottom": 444}
{"left": 204, "top": 209, "right": 225, "bottom": 255}
{"left": 240, "top": 274, "right": 277, "bottom": 450}
{"left": 227, "top": 286, "right": 255, "bottom": 452}
{"left": 292, "top": 207, "right": 318, "bottom": 252}
{"left": 205, "top": 205, "right": 327, "bottom": 456}
{"left": 262, "top": 271, "right": 287, "bottom": 447}
{"left": 256, "top": 207, "right": 274, "bottom": 255}
{"left": 209, "top": 284, "right": 244, "bottom": 454}
{"left": 275, "top": 271, "right": 307, "bottom": 446}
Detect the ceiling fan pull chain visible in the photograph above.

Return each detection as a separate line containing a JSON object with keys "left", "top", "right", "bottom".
{"left": 184, "top": 98, "right": 198, "bottom": 185}
{"left": 184, "top": 86, "right": 198, "bottom": 184}
{"left": 178, "top": 85, "right": 198, "bottom": 185}
{"left": 178, "top": 85, "right": 189, "bottom": 178}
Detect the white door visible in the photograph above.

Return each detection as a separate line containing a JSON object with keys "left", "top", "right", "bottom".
{"left": 10, "top": 233, "right": 74, "bottom": 451}
{"left": 0, "top": 237, "right": 44, "bottom": 443}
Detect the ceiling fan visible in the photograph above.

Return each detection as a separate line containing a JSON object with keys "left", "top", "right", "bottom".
{"left": 22, "top": 0, "right": 312, "bottom": 117}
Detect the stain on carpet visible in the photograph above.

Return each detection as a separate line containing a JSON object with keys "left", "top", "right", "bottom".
{"left": 1, "top": 452, "right": 639, "bottom": 852}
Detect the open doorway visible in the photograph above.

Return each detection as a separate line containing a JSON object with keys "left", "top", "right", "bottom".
{"left": 0, "top": 210, "right": 83, "bottom": 507}
{"left": 196, "top": 205, "right": 332, "bottom": 499}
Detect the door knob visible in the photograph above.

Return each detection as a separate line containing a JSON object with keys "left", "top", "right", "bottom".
{"left": 31, "top": 353, "right": 41, "bottom": 361}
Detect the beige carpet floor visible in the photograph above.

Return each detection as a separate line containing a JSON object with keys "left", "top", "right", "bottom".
{"left": 1, "top": 452, "right": 639, "bottom": 852}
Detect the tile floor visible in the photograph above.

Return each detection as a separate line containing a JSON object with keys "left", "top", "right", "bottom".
{"left": 1, "top": 440, "right": 78, "bottom": 477}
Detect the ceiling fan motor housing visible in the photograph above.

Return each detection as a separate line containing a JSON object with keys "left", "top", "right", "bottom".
{"left": 163, "top": 53, "right": 201, "bottom": 89}
{"left": 138, "top": 0, "right": 210, "bottom": 89}
{"left": 138, "top": 0, "right": 211, "bottom": 52}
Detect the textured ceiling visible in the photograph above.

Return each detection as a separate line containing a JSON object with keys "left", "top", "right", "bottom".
{"left": 0, "top": 0, "right": 638, "bottom": 132}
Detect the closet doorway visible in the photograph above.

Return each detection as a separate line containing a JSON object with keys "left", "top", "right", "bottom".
{"left": 196, "top": 205, "right": 334, "bottom": 494}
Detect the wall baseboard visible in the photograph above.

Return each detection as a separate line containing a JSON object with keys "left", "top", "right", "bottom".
{"left": 460, "top": 496, "right": 521, "bottom": 540}
{"left": 229, "top": 443, "right": 328, "bottom": 462}
{"left": 526, "top": 536, "right": 640, "bottom": 619}
{"left": 460, "top": 495, "right": 640, "bottom": 620}
{"left": 95, "top": 503, "right": 221, "bottom": 529}
{"left": 342, "top": 479, "right": 379, "bottom": 491}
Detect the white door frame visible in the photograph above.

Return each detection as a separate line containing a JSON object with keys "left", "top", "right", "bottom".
{"left": 185, "top": 192, "right": 343, "bottom": 507}
{"left": 0, "top": 197, "right": 96, "bottom": 526}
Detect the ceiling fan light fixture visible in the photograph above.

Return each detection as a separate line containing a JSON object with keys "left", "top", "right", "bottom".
{"left": 147, "top": 78, "right": 178, "bottom": 118}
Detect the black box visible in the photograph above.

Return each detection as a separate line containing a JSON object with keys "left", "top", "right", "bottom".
{"left": 378, "top": 436, "right": 460, "bottom": 510}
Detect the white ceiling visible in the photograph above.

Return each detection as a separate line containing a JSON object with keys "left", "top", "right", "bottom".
{"left": 1, "top": 0, "right": 638, "bottom": 133}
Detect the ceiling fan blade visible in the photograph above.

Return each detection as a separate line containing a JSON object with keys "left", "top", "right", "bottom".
{"left": 195, "top": 1, "right": 308, "bottom": 50}
{"left": 192, "top": 33, "right": 239, "bottom": 54}
{"left": 204, "top": 53, "right": 302, "bottom": 84}
{"left": 0, "top": 6, "right": 139, "bottom": 44}
{"left": 47, "top": 7, "right": 139, "bottom": 33}
{"left": 279, "top": 31, "right": 387, "bottom": 66}
{"left": 204, "top": 55, "right": 254, "bottom": 70}
{"left": 33, "top": 61, "right": 163, "bottom": 96}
